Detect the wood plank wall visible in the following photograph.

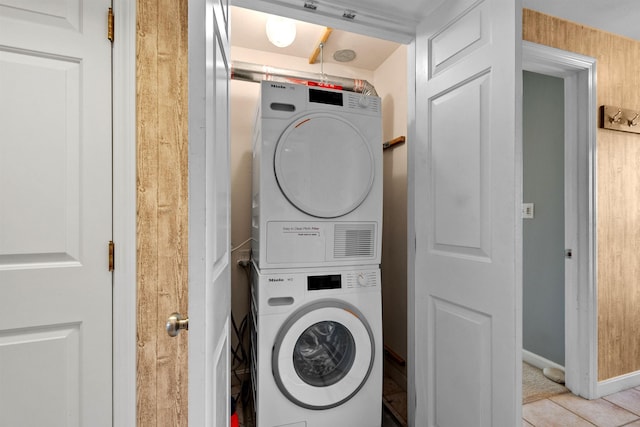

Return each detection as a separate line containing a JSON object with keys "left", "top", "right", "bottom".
{"left": 523, "top": 9, "right": 640, "bottom": 381}
{"left": 137, "top": 0, "right": 189, "bottom": 424}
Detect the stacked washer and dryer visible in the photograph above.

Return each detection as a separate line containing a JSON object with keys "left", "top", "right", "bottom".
{"left": 250, "top": 81, "right": 384, "bottom": 427}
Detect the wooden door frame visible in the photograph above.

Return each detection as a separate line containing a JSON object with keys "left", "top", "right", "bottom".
{"left": 112, "top": 0, "right": 137, "bottom": 425}
{"left": 522, "top": 41, "right": 598, "bottom": 399}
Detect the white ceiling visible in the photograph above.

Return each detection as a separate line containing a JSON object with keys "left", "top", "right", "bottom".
{"left": 230, "top": 1, "right": 639, "bottom": 73}
{"left": 230, "top": 6, "right": 402, "bottom": 71}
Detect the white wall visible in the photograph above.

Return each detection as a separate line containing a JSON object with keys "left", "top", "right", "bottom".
{"left": 373, "top": 45, "right": 409, "bottom": 383}
{"left": 522, "top": 70, "right": 565, "bottom": 366}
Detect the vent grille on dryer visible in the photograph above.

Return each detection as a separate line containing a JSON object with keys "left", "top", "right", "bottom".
{"left": 334, "top": 224, "right": 375, "bottom": 258}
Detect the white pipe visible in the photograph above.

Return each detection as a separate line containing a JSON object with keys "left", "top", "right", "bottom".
{"left": 230, "top": 60, "right": 378, "bottom": 96}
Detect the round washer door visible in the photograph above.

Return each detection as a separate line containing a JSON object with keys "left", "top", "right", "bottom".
{"left": 272, "top": 300, "right": 375, "bottom": 409}
{"left": 274, "top": 113, "right": 374, "bottom": 218}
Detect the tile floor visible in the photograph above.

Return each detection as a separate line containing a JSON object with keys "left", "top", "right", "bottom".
{"left": 383, "top": 373, "right": 640, "bottom": 427}
{"left": 523, "top": 387, "right": 640, "bottom": 426}
{"left": 237, "top": 373, "right": 640, "bottom": 426}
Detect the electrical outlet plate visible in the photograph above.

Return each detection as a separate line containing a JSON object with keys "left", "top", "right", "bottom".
{"left": 522, "top": 203, "right": 534, "bottom": 219}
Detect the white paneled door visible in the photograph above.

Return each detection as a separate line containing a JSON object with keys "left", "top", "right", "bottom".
{"left": 0, "top": 1, "right": 113, "bottom": 426}
{"left": 412, "top": 0, "right": 522, "bottom": 425}
{"left": 188, "top": 0, "right": 231, "bottom": 425}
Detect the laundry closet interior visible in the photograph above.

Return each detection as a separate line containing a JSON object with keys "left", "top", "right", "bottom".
{"left": 228, "top": 5, "right": 409, "bottom": 425}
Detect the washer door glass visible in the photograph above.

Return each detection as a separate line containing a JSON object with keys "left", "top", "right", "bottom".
{"left": 274, "top": 113, "right": 374, "bottom": 218}
{"left": 293, "top": 321, "right": 355, "bottom": 387}
{"left": 272, "top": 301, "right": 375, "bottom": 410}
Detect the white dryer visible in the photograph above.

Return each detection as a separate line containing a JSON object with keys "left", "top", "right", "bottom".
{"left": 250, "top": 263, "right": 382, "bottom": 427}
{"left": 252, "top": 81, "right": 382, "bottom": 270}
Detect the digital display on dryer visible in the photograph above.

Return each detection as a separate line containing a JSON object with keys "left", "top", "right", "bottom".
{"left": 309, "top": 88, "right": 343, "bottom": 106}
{"left": 307, "top": 274, "right": 342, "bottom": 291}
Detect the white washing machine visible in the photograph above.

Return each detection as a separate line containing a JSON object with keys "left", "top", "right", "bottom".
{"left": 252, "top": 81, "right": 382, "bottom": 270}
{"left": 250, "top": 263, "right": 382, "bottom": 427}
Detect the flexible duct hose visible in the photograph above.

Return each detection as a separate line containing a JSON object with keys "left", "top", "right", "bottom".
{"left": 231, "top": 61, "right": 378, "bottom": 97}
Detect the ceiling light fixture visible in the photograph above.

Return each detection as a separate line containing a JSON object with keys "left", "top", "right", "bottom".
{"left": 265, "top": 16, "right": 297, "bottom": 48}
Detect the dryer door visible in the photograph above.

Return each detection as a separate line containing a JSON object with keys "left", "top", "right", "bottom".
{"left": 274, "top": 113, "right": 374, "bottom": 218}
{"left": 272, "top": 300, "right": 375, "bottom": 409}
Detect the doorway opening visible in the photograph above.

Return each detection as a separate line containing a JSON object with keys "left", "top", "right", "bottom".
{"left": 522, "top": 41, "right": 598, "bottom": 400}
{"left": 227, "top": 5, "right": 410, "bottom": 426}
{"left": 522, "top": 69, "right": 569, "bottom": 403}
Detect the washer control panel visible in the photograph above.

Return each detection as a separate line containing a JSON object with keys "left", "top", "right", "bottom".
{"left": 302, "top": 268, "right": 380, "bottom": 291}
{"left": 344, "top": 269, "right": 379, "bottom": 288}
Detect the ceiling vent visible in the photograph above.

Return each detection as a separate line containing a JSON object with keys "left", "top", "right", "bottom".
{"left": 333, "top": 49, "right": 356, "bottom": 62}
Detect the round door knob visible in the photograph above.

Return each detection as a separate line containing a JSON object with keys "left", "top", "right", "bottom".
{"left": 166, "top": 312, "right": 189, "bottom": 337}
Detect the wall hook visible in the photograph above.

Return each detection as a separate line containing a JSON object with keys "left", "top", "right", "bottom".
{"left": 611, "top": 109, "right": 623, "bottom": 123}
{"left": 601, "top": 105, "right": 640, "bottom": 135}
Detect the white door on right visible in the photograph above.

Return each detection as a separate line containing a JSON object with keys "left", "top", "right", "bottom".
{"left": 412, "top": 0, "right": 522, "bottom": 425}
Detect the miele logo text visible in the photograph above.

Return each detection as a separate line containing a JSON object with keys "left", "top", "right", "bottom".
{"left": 270, "top": 84, "right": 287, "bottom": 89}
{"left": 268, "top": 278, "right": 285, "bottom": 282}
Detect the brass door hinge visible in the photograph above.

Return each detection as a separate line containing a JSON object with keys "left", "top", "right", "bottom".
{"left": 107, "top": 7, "right": 114, "bottom": 42}
{"left": 108, "top": 241, "right": 115, "bottom": 271}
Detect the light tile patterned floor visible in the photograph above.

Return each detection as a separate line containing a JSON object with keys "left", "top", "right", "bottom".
{"left": 523, "top": 387, "right": 640, "bottom": 427}
{"left": 383, "top": 375, "right": 640, "bottom": 427}
{"left": 239, "top": 373, "right": 640, "bottom": 426}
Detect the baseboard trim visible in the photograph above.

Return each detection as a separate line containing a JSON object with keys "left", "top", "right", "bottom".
{"left": 597, "top": 370, "right": 640, "bottom": 397}
{"left": 523, "top": 349, "right": 565, "bottom": 372}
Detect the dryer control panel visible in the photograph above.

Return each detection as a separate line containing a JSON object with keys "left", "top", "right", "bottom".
{"left": 309, "top": 88, "right": 343, "bottom": 106}
{"left": 260, "top": 80, "right": 381, "bottom": 120}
